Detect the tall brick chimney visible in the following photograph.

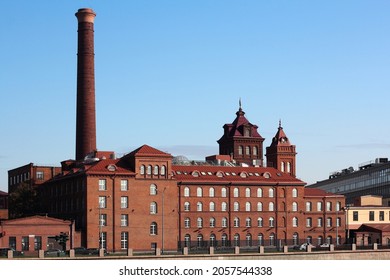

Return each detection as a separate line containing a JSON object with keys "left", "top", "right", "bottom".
{"left": 75, "top": 8, "right": 97, "bottom": 161}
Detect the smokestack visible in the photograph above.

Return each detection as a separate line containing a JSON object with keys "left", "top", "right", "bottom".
{"left": 75, "top": 8, "right": 97, "bottom": 161}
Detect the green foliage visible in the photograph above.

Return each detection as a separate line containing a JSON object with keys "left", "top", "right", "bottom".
{"left": 8, "top": 182, "right": 38, "bottom": 219}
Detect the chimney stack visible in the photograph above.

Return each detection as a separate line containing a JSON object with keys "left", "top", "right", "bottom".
{"left": 75, "top": 8, "right": 97, "bottom": 161}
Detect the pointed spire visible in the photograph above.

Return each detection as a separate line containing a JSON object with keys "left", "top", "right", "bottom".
{"left": 279, "top": 119, "right": 282, "bottom": 129}
{"left": 239, "top": 98, "right": 242, "bottom": 110}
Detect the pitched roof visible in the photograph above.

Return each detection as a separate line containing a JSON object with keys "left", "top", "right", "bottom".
{"left": 172, "top": 165, "right": 305, "bottom": 185}
{"left": 85, "top": 158, "right": 136, "bottom": 175}
{"left": 269, "top": 121, "right": 292, "bottom": 147}
{"left": 126, "top": 144, "right": 172, "bottom": 158}
{"left": 304, "top": 188, "right": 343, "bottom": 197}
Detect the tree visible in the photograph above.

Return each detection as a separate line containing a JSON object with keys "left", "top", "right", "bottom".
{"left": 8, "top": 182, "right": 39, "bottom": 218}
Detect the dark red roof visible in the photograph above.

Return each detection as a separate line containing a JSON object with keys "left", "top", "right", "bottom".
{"left": 126, "top": 144, "right": 172, "bottom": 158}
{"left": 172, "top": 165, "right": 305, "bottom": 185}
{"left": 85, "top": 159, "right": 135, "bottom": 175}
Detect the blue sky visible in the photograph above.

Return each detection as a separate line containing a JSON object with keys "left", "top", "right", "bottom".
{"left": 1, "top": 0, "right": 390, "bottom": 191}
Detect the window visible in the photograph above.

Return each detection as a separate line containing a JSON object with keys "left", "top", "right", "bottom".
{"left": 209, "top": 202, "right": 215, "bottom": 212}
{"left": 9, "top": 237, "right": 16, "bottom": 250}
{"left": 293, "top": 233, "right": 299, "bottom": 246}
{"left": 233, "top": 188, "right": 239, "bottom": 197}
{"left": 336, "top": 201, "right": 341, "bottom": 211}
{"left": 269, "top": 217, "right": 275, "bottom": 227}
{"left": 34, "top": 236, "right": 42, "bottom": 251}
{"left": 153, "top": 165, "right": 159, "bottom": 175}
{"left": 317, "top": 218, "right": 323, "bottom": 227}
{"left": 269, "top": 188, "right": 274, "bottom": 198}
{"left": 234, "top": 234, "right": 240, "bottom": 247}
{"left": 292, "top": 202, "right": 298, "bottom": 212}
{"left": 292, "top": 188, "right": 298, "bottom": 198}
{"left": 245, "top": 146, "right": 251, "bottom": 155}
{"left": 184, "top": 218, "right": 190, "bottom": 228}
{"left": 161, "top": 165, "right": 166, "bottom": 176}
{"left": 150, "top": 222, "right": 158, "bottom": 235}
{"left": 140, "top": 165, "right": 145, "bottom": 175}
{"left": 326, "top": 217, "right": 332, "bottom": 227}
{"left": 184, "top": 202, "right": 190, "bottom": 211}
{"left": 269, "top": 233, "right": 275, "bottom": 246}
{"left": 150, "top": 184, "right": 157, "bottom": 195}
{"left": 281, "top": 162, "right": 285, "bottom": 172}
{"left": 99, "top": 213, "right": 107, "bottom": 226}
{"left": 121, "top": 214, "right": 128, "bottom": 226}
{"left": 99, "top": 196, "right": 107, "bottom": 208}
{"left": 121, "top": 232, "right": 128, "bottom": 249}
{"left": 209, "top": 187, "right": 215, "bottom": 197}
{"left": 269, "top": 202, "right": 274, "bottom": 211}
{"left": 221, "top": 202, "right": 227, "bottom": 211}
{"left": 210, "top": 234, "right": 216, "bottom": 247}
{"left": 184, "top": 235, "right": 191, "bottom": 247}
{"left": 184, "top": 187, "right": 190, "bottom": 197}
{"left": 253, "top": 146, "right": 258, "bottom": 156}
{"left": 150, "top": 202, "right": 157, "bottom": 214}
{"left": 380, "top": 211, "right": 385, "bottom": 221}
{"left": 258, "top": 234, "right": 264, "bottom": 246}
{"left": 353, "top": 211, "right": 359, "bottom": 221}
{"left": 306, "top": 202, "right": 312, "bottom": 212}
{"left": 120, "top": 180, "right": 128, "bottom": 191}
{"left": 293, "top": 217, "right": 298, "bottom": 227}
{"left": 246, "top": 217, "right": 252, "bottom": 227}
{"left": 197, "top": 218, "right": 203, "bottom": 228}
{"left": 326, "top": 202, "right": 332, "bottom": 211}
{"left": 306, "top": 217, "right": 312, "bottom": 227}
{"left": 210, "top": 217, "right": 216, "bottom": 228}
{"left": 317, "top": 236, "right": 323, "bottom": 246}
{"left": 257, "top": 202, "right": 263, "bottom": 211}
{"left": 197, "top": 234, "right": 204, "bottom": 247}
{"left": 234, "top": 202, "right": 239, "bottom": 211}
{"left": 369, "top": 211, "right": 375, "bottom": 221}
{"left": 238, "top": 146, "right": 243, "bottom": 155}
{"left": 221, "top": 188, "right": 227, "bottom": 198}
{"left": 121, "top": 196, "right": 128, "bottom": 209}
{"left": 99, "top": 179, "right": 107, "bottom": 191}
{"left": 245, "top": 188, "right": 251, "bottom": 198}
{"left": 234, "top": 217, "right": 240, "bottom": 227}
{"left": 22, "top": 236, "right": 29, "bottom": 251}
{"left": 245, "top": 202, "right": 251, "bottom": 211}
{"left": 197, "top": 202, "right": 203, "bottom": 211}
{"left": 317, "top": 202, "right": 323, "bottom": 211}
{"left": 287, "top": 162, "right": 291, "bottom": 173}
{"left": 257, "top": 188, "right": 263, "bottom": 197}
{"left": 36, "top": 171, "right": 44, "bottom": 180}
{"left": 258, "top": 217, "right": 263, "bottom": 227}
{"left": 246, "top": 233, "right": 252, "bottom": 246}
{"left": 222, "top": 234, "right": 228, "bottom": 247}
{"left": 222, "top": 217, "right": 228, "bottom": 228}
{"left": 336, "top": 217, "right": 341, "bottom": 227}
{"left": 147, "top": 165, "right": 152, "bottom": 175}
{"left": 197, "top": 187, "right": 203, "bottom": 197}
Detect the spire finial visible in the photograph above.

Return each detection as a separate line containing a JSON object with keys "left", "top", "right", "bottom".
{"left": 279, "top": 119, "right": 282, "bottom": 128}
{"left": 239, "top": 98, "right": 242, "bottom": 110}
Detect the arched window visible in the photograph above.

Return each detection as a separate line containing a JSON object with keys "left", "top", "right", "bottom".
{"left": 147, "top": 165, "right": 152, "bottom": 175}
{"left": 197, "top": 202, "right": 203, "bottom": 211}
{"left": 209, "top": 217, "right": 215, "bottom": 228}
{"left": 160, "top": 165, "right": 166, "bottom": 175}
{"left": 246, "top": 233, "right": 252, "bottom": 247}
{"left": 326, "top": 202, "right": 332, "bottom": 211}
{"left": 153, "top": 165, "right": 159, "bottom": 175}
{"left": 245, "top": 188, "right": 251, "bottom": 198}
{"left": 150, "top": 184, "right": 157, "bottom": 195}
{"left": 281, "top": 162, "right": 285, "bottom": 172}
{"left": 269, "top": 202, "right": 274, "bottom": 211}
{"left": 245, "top": 146, "right": 251, "bottom": 155}
{"left": 293, "top": 217, "right": 298, "bottom": 227}
{"left": 287, "top": 162, "right": 291, "bottom": 173}
{"left": 253, "top": 146, "right": 258, "bottom": 156}
{"left": 210, "top": 234, "right": 216, "bottom": 247}
{"left": 184, "top": 218, "right": 190, "bottom": 228}
{"left": 257, "top": 188, "right": 263, "bottom": 198}
{"left": 221, "top": 234, "right": 228, "bottom": 247}
{"left": 269, "top": 188, "right": 274, "bottom": 198}
{"left": 269, "top": 233, "right": 275, "bottom": 246}
{"left": 150, "top": 202, "right": 157, "bottom": 214}
{"left": 234, "top": 234, "right": 240, "bottom": 247}
{"left": 233, "top": 188, "right": 239, "bottom": 197}
{"left": 257, "top": 202, "right": 263, "bottom": 211}
{"left": 234, "top": 202, "right": 239, "bottom": 211}
{"left": 292, "top": 188, "right": 298, "bottom": 198}
{"left": 209, "top": 187, "right": 215, "bottom": 197}
{"left": 293, "top": 233, "right": 299, "bottom": 246}
{"left": 184, "top": 234, "right": 191, "bottom": 247}
{"left": 197, "top": 218, "right": 203, "bottom": 228}
{"left": 234, "top": 217, "right": 240, "bottom": 227}
{"left": 197, "top": 187, "right": 203, "bottom": 197}
{"left": 245, "top": 217, "right": 252, "bottom": 227}
{"left": 184, "top": 187, "right": 190, "bottom": 197}
{"left": 257, "top": 217, "right": 263, "bottom": 227}
{"left": 209, "top": 202, "right": 215, "bottom": 211}
{"left": 306, "top": 202, "right": 312, "bottom": 211}
{"left": 238, "top": 146, "right": 243, "bottom": 155}
{"left": 292, "top": 202, "right": 298, "bottom": 212}
{"left": 245, "top": 202, "right": 251, "bottom": 211}
{"left": 184, "top": 202, "right": 190, "bottom": 211}
{"left": 221, "top": 187, "right": 227, "bottom": 198}
{"left": 269, "top": 217, "right": 275, "bottom": 227}
{"left": 317, "top": 236, "right": 323, "bottom": 246}
{"left": 197, "top": 234, "right": 203, "bottom": 247}
{"left": 222, "top": 217, "right": 228, "bottom": 228}
{"left": 258, "top": 233, "right": 264, "bottom": 246}
{"left": 221, "top": 202, "right": 227, "bottom": 211}
{"left": 140, "top": 165, "right": 145, "bottom": 175}
{"left": 150, "top": 222, "right": 157, "bottom": 235}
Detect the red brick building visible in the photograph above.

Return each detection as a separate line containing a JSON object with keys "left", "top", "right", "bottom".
{"left": 6, "top": 8, "right": 346, "bottom": 253}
